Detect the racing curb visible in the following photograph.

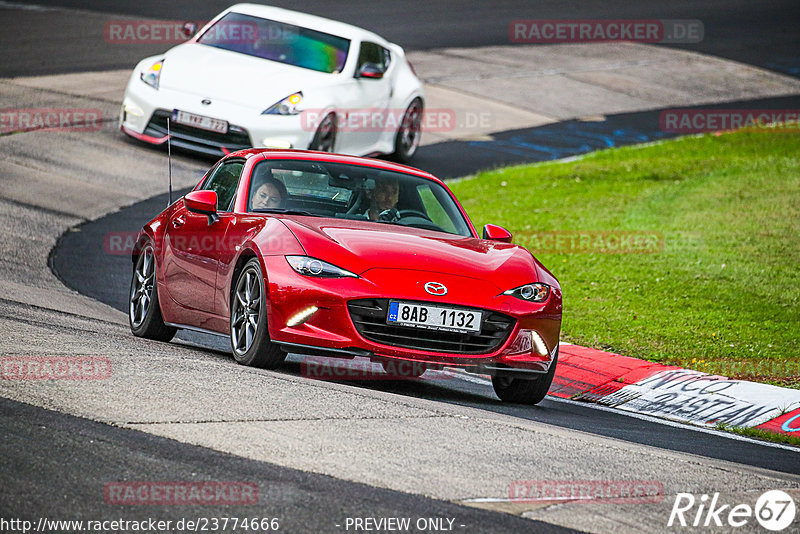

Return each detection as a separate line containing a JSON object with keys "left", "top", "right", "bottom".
{"left": 552, "top": 344, "right": 800, "bottom": 438}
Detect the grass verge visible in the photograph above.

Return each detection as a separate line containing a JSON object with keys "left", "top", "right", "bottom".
{"left": 715, "top": 423, "right": 800, "bottom": 447}
{"left": 450, "top": 128, "right": 800, "bottom": 388}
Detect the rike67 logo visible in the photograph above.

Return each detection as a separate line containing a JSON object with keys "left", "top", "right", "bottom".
{"left": 669, "top": 490, "right": 796, "bottom": 531}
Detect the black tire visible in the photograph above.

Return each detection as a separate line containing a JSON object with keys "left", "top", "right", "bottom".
{"left": 230, "top": 259, "right": 285, "bottom": 369}
{"left": 391, "top": 98, "right": 423, "bottom": 163}
{"left": 492, "top": 348, "right": 558, "bottom": 405}
{"left": 308, "top": 113, "right": 337, "bottom": 152}
{"left": 129, "top": 244, "right": 177, "bottom": 342}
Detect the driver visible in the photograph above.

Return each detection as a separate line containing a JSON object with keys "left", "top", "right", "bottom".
{"left": 251, "top": 178, "right": 287, "bottom": 210}
{"left": 366, "top": 176, "right": 399, "bottom": 221}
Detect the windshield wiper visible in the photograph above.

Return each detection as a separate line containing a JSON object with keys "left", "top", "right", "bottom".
{"left": 252, "top": 208, "right": 319, "bottom": 217}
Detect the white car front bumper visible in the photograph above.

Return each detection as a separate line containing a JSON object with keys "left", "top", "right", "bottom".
{"left": 120, "top": 74, "right": 316, "bottom": 157}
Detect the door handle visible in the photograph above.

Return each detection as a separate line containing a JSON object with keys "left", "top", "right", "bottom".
{"left": 172, "top": 216, "right": 185, "bottom": 228}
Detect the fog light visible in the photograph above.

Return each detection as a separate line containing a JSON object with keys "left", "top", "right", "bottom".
{"left": 530, "top": 331, "right": 548, "bottom": 356}
{"left": 287, "top": 306, "right": 318, "bottom": 327}
{"left": 123, "top": 103, "right": 144, "bottom": 117}
{"left": 262, "top": 138, "right": 293, "bottom": 149}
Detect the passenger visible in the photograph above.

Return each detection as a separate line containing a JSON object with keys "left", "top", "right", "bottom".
{"left": 251, "top": 178, "right": 287, "bottom": 210}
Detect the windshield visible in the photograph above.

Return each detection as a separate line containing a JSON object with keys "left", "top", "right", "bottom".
{"left": 247, "top": 160, "right": 473, "bottom": 237}
{"left": 197, "top": 12, "right": 350, "bottom": 74}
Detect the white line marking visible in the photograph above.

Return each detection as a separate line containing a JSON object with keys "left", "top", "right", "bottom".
{"left": 463, "top": 496, "right": 596, "bottom": 503}
{"left": 0, "top": 1, "right": 52, "bottom": 10}
{"left": 547, "top": 396, "right": 799, "bottom": 452}
{"left": 443, "top": 367, "right": 798, "bottom": 451}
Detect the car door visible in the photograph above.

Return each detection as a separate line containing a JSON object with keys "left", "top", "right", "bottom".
{"left": 162, "top": 159, "right": 243, "bottom": 315}
{"left": 336, "top": 41, "right": 393, "bottom": 155}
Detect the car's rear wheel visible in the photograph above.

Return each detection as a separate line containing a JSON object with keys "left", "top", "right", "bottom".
{"left": 129, "top": 244, "right": 176, "bottom": 341}
{"left": 230, "top": 259, "right": 285, "bottom": 369}
{"left": 491, "top": 348, "right": 558, "bottom": 405}
{"left": 391, "top": 98, "right": 423, "bottom": 163}
{"left": 308, "top": 113, "right": 337, "bottom": 152}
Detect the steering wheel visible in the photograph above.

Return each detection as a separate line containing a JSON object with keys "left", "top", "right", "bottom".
{"left": 397, "top": 209, "right": 432, "bottom": 222}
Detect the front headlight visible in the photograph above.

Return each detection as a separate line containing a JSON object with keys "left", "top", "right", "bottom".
{"left": 503, "top": 283, "right": 550, "bottom": 302}
{"left": 140, "top": 59, "right": 164, "bottom": 89}
{"left": 286, "top": 256, "right": 358, "bottom": 278}
{"left": 262, "top": 92, "right": 303, "bottom": 115}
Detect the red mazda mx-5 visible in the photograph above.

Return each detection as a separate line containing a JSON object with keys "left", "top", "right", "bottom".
{"left": 129, "top": 149, "right": 562, "bottom": 404}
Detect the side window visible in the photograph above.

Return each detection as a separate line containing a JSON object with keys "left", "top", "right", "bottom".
{"left": 417, "top": 184, "right": 458, "bottom": 234}
{"left": 200, "top": 160, "right": 243, "bottom": 211}
{"left": 357, "top": 42, "right": 389, "bottom": 73}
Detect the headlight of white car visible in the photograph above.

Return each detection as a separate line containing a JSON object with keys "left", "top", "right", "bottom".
{"left": 140, "top": 59, "right": 164, "bottom": 89}
{"left": 262, "top": 92, "right": 303, "bottom": 115}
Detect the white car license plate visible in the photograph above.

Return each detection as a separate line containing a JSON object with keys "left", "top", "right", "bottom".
{"left": 387, "top": 301, "right": 481, "bottom": 333}
{"left": 172, "top": 110, "right": 228, "bottom": 134}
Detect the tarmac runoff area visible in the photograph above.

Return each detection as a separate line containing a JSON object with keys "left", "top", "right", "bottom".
{"left": 1, "top": 42, "right": 800, "bottom": 533}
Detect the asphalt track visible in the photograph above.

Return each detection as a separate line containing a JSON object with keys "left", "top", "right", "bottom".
{"left": 2, "top": 396, "right": 580, "bottom": 533}
{"left": 3, "top": 0, "right": 800, "bottom": 77}
{"left": 4, "top": 0, "right": 800, "bottom": 532}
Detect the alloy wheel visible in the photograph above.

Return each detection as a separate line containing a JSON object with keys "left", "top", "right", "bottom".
{"left": 231, "top": 267, "right": 262, "bottom": 355}
{"left": 129, "top": 247, "right": 154, "bottom": 328}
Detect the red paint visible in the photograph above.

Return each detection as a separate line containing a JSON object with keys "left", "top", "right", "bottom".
{"left": 755, "top": 408, "right": 800, "bottom": 435}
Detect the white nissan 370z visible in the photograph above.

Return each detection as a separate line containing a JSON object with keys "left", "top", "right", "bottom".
{"left": 120, "top": 3, "right": 425, "bottom": 161}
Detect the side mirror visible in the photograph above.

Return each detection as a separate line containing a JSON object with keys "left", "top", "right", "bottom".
{"left": 482, "top": 224, "right": 513, "bottom": 243}
{"left": 356, "top": 62, "right": 385, "bottom": 79}
{"left": 182, "top": 21, "right": 198, "bottom": 38}
{"left": 184, "top": 190, "right": 219, "bottom": 224}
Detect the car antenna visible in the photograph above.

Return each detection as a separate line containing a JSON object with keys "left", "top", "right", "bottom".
{"left": 167, "top": 116, "right": 173, "bottom": 207}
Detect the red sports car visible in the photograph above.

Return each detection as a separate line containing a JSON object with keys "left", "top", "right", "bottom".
{"left": 129, "top": 149, "right": 562, "bottom": 404}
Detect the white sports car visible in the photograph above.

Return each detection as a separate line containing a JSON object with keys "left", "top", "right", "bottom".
{"left": 120, "top": 3, "right": 425, "bottom": 161}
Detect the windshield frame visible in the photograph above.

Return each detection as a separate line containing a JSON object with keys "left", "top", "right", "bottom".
{"left": 244, "top": 158, "right": 475, "bottom": 238}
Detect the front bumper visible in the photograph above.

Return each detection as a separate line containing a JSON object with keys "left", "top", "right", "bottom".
{"left": 263, "top": 258, "right": 562, "bottom": 375}
{"left": 120, "top": 75, "right": 315, "bottom": 157}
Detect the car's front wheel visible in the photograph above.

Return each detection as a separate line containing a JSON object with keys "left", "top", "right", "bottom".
{"left": 129, "top": 244, "right": 176, "bottom": 342}
{"left": 230, "top": 258, "right": 286, "bottom": 369}
{"left": 491, "top": 348, "right": 558, "bottom": 405}
{"left": 308, "top": 113, "right": 337, "bottom": 152}
{"left": 391, "top": 98, "right": 423, "bottom": 163}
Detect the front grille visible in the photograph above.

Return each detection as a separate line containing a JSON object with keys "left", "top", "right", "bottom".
{"left": 348, "top": 299, "right": 515, "bottom": 354}
{"left": 144, "top": 110, "right": 252, "bottom": 156}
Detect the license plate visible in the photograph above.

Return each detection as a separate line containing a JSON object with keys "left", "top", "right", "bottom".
{"left": 387, "top": 301, "right": 482, "bottom": 333}
{"left": 172, "top": 110, "right": 228, "bottom": 134}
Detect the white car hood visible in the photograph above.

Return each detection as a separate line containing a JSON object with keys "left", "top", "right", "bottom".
{"left": 159, "top": 43, "right": 337, "bottom": 109}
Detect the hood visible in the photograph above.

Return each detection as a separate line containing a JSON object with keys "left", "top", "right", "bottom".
{"left": 159, "top": 43, "right": 335, "bottom": 108}
{"left": 280, "top": 217, "right": 540, "bottom": 290}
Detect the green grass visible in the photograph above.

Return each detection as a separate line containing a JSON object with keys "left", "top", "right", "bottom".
{"left": 715, "top": 423, "right": 800, "bottom": 448}
{"left": 450, "top": 129, "right": 800, "bottom": 387}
